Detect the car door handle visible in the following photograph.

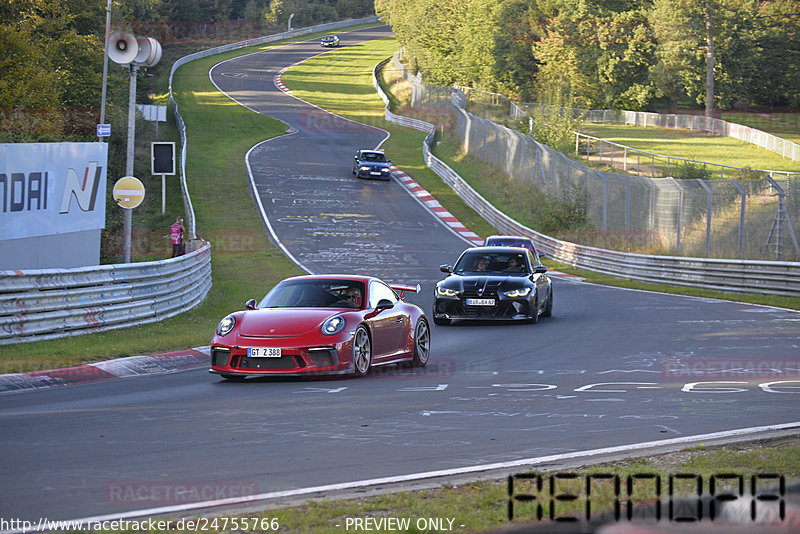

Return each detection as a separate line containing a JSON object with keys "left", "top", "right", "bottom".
{"left": 395, "top": 317, "right": 403, "bottom": 323}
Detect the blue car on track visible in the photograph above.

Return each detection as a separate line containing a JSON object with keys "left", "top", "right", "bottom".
{"left": 353, "top": 150, "right": 392, "bottom": 181}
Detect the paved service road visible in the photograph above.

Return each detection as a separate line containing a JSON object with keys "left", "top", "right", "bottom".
{"left": 1, "top": 26, "right": 798, "bottom": 524}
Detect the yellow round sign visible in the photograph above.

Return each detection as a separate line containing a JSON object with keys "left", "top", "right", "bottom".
{"left": 113, "top": 176, "right": 145, "bottom": 209}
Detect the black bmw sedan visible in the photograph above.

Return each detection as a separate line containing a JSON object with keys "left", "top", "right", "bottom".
{"left": 433, "top": 246, "right": 552, "bottom": 325}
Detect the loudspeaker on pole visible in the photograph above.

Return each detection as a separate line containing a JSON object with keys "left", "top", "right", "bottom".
{"left": 108, "top": 31, "right": 138, "bottom": 65}
{"left": 134, "top": 36, "right": 162, "bottom": 67}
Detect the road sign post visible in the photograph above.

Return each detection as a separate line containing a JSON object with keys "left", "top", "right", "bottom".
{"left": 151, "top": 142, "right": 175, "bottom": 215}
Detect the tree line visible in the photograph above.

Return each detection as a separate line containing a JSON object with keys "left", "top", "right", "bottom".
{"left": 376, "top": 0, "right": 799, "bottom": 112}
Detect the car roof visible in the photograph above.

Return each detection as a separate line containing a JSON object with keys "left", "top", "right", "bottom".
{"left": 484, "top": 235, "right": 534, "bottom": 243}
{"left": 281, "top": 274, "right": 373, "bottom": 284}
{"left": 461, "top": 246, "right": 530, "bottom": 254}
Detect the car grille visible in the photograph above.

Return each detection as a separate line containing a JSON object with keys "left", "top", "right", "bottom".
{"left": 460, "top": 289, "right": 498, "bottom": 316}
{"left": 237, "top": 355, "right": 305, "bottom": 370}
{"left": 211, "top": 348, "right": 230, "bottom": 367}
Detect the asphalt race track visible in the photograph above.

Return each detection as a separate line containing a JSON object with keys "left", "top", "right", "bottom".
{"left": 1, "top": 25, "right": 799, "bottom": 525}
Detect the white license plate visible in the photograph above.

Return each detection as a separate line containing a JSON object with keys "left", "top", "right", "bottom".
{"left": 370, "top": 171, "right": 381, "bottom": 175}
{"left": 466, "top": 298, "right": 495, "bottom": 306}
{"left": 247, "top": 347, "right": 282, "bottom": 358}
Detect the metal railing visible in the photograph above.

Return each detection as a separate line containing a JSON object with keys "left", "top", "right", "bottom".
{"left": 376, "top": 57, "right": 800, "bottom": 296}
{"left": 0, "top": 243, "right": 212, "bottom": 345}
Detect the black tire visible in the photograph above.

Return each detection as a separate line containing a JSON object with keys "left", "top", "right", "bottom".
{"left": 412, "top": 317, "right": 431, "bottom": 367}
{"left": 529, "top": 290, "right": 539, "bottom": 324}
{"left": 542, "top": 286, "right": 553, "bottom": 317}
{"left": 352, "top": 325, "right": 372, "bottom": 377}
{"left": 220, "top": 373, "right": 245, "bottom": 382}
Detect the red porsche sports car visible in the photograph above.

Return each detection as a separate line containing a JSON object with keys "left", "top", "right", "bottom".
{"left": 210, "top": 275, "right": 430, "bottom": 380}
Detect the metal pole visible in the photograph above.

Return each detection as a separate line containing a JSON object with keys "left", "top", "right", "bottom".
{"left": 668, "top": 178, "right": 683, "bottom": 252}
{"left": 161, "top": 174, "right": 166, "bottom": 215}
{"left": 729, "top": 179, "right": 746, "bottom": 257}
{"left": 123, "top": 63, "right": 138, "bottom": 264}
{"left": 697, "top": 179, "right": 713, "bottom": 257}
{"left": 98, "top": 0, "right": 112, "bottom": 133}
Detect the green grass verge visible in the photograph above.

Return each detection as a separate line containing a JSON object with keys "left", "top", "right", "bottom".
{"left": 578, "top": 123, "right": 800, "bottom": 173}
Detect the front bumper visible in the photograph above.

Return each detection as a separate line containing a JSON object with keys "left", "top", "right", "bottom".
{"left": 210, "top": 343, "right": 353, "bottom": 377}
{"left": 433, "top": 296, "right": 534, "bottom": 321}
{"left": 356, "top": 167, "right": 391, "bottom": 180}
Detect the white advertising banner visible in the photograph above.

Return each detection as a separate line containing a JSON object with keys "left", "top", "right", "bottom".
{"left": 0, "top": 142, "right": 108, "bottom": 241}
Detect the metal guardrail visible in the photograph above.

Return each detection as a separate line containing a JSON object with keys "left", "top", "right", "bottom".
{"left": 375, "top": 58, "right": 800, "bottom": 297}
{"left": 0, "top": 243, "right": 212, "bottom": 344}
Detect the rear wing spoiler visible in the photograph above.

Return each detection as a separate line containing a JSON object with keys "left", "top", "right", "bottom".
{"left": 389, "top": 283, "right": 421, "bottom": 299}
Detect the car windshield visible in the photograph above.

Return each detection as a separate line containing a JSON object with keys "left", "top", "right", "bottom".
{"left": 258, "top": 280, "right": 365, "bottom": 309}
{"left": 360, "top": 152, "right": 386, "bottom": 163}
{"left": 454, "top": 252, "right": 530, "bottom": 275}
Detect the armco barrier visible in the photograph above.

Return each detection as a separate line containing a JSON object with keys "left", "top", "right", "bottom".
{"left": 374, "top": 59, "right": 800, "bottom": 297}
{"left": 0, "top": 243, "right": 212, "bottom": 344}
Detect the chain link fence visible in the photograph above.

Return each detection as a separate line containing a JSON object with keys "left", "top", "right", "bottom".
{"left": 399, "top": 57, "right": 799, "bottom": 261}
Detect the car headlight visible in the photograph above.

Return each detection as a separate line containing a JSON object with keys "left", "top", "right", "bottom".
{"left": 322, "top": 316, "right": 346, "bottom": 336}
{"left": 217, "top": 315, "right": 236, "bottom": 336}
{"left": 504, "top": 287, "right": 531, "bottom": 298}
{"left": 381, "top": 168, "right": 390, "bottom": 172}
{"left": 360, "top": 166, "right": 370, "bottom": 171}
{"left": 436, "top": 285, "right": 459, "bottom": 297}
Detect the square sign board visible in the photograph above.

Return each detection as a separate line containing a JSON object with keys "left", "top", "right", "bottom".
{"left": 151, "top": 142, "right": 175, "bottom": 175}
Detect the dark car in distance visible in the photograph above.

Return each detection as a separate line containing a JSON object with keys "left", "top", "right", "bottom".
{"left": 353, "top": 149, "right": 392, "bottom": 180}
{"left": 483, "top": 235, "right": 544, "bottom": 258}
{"left": 320, "top": 34, "right": 340, "bottom": 47}
{"left": 433, "top": 246, "right": 552, "bottom": 325}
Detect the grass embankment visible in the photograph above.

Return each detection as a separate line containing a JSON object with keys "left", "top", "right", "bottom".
{"left": 578, "top": 123, "right": 800, "bottom": 173}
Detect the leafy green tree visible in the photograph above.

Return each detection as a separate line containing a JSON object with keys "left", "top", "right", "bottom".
{"left": 751, "top": 0, "right": 800, "bottom": 108}
{"left": 650, "top": 0, "right": 762, "bottom": 113}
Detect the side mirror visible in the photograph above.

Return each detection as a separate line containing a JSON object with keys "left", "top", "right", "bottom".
{"left": 440, "top": 264, "right": 452, "bottom": 273}
{"left": 537, "top": 251, "right": 546, "bottom": 259}
{"left": 245, "top": 299, "right": 258, "bottom": 310}
{"left": 534, "top": 265, "right": 548, "bottom": 274}
{"left": 376, "top": 299, "right": 394, "bottom": 310}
